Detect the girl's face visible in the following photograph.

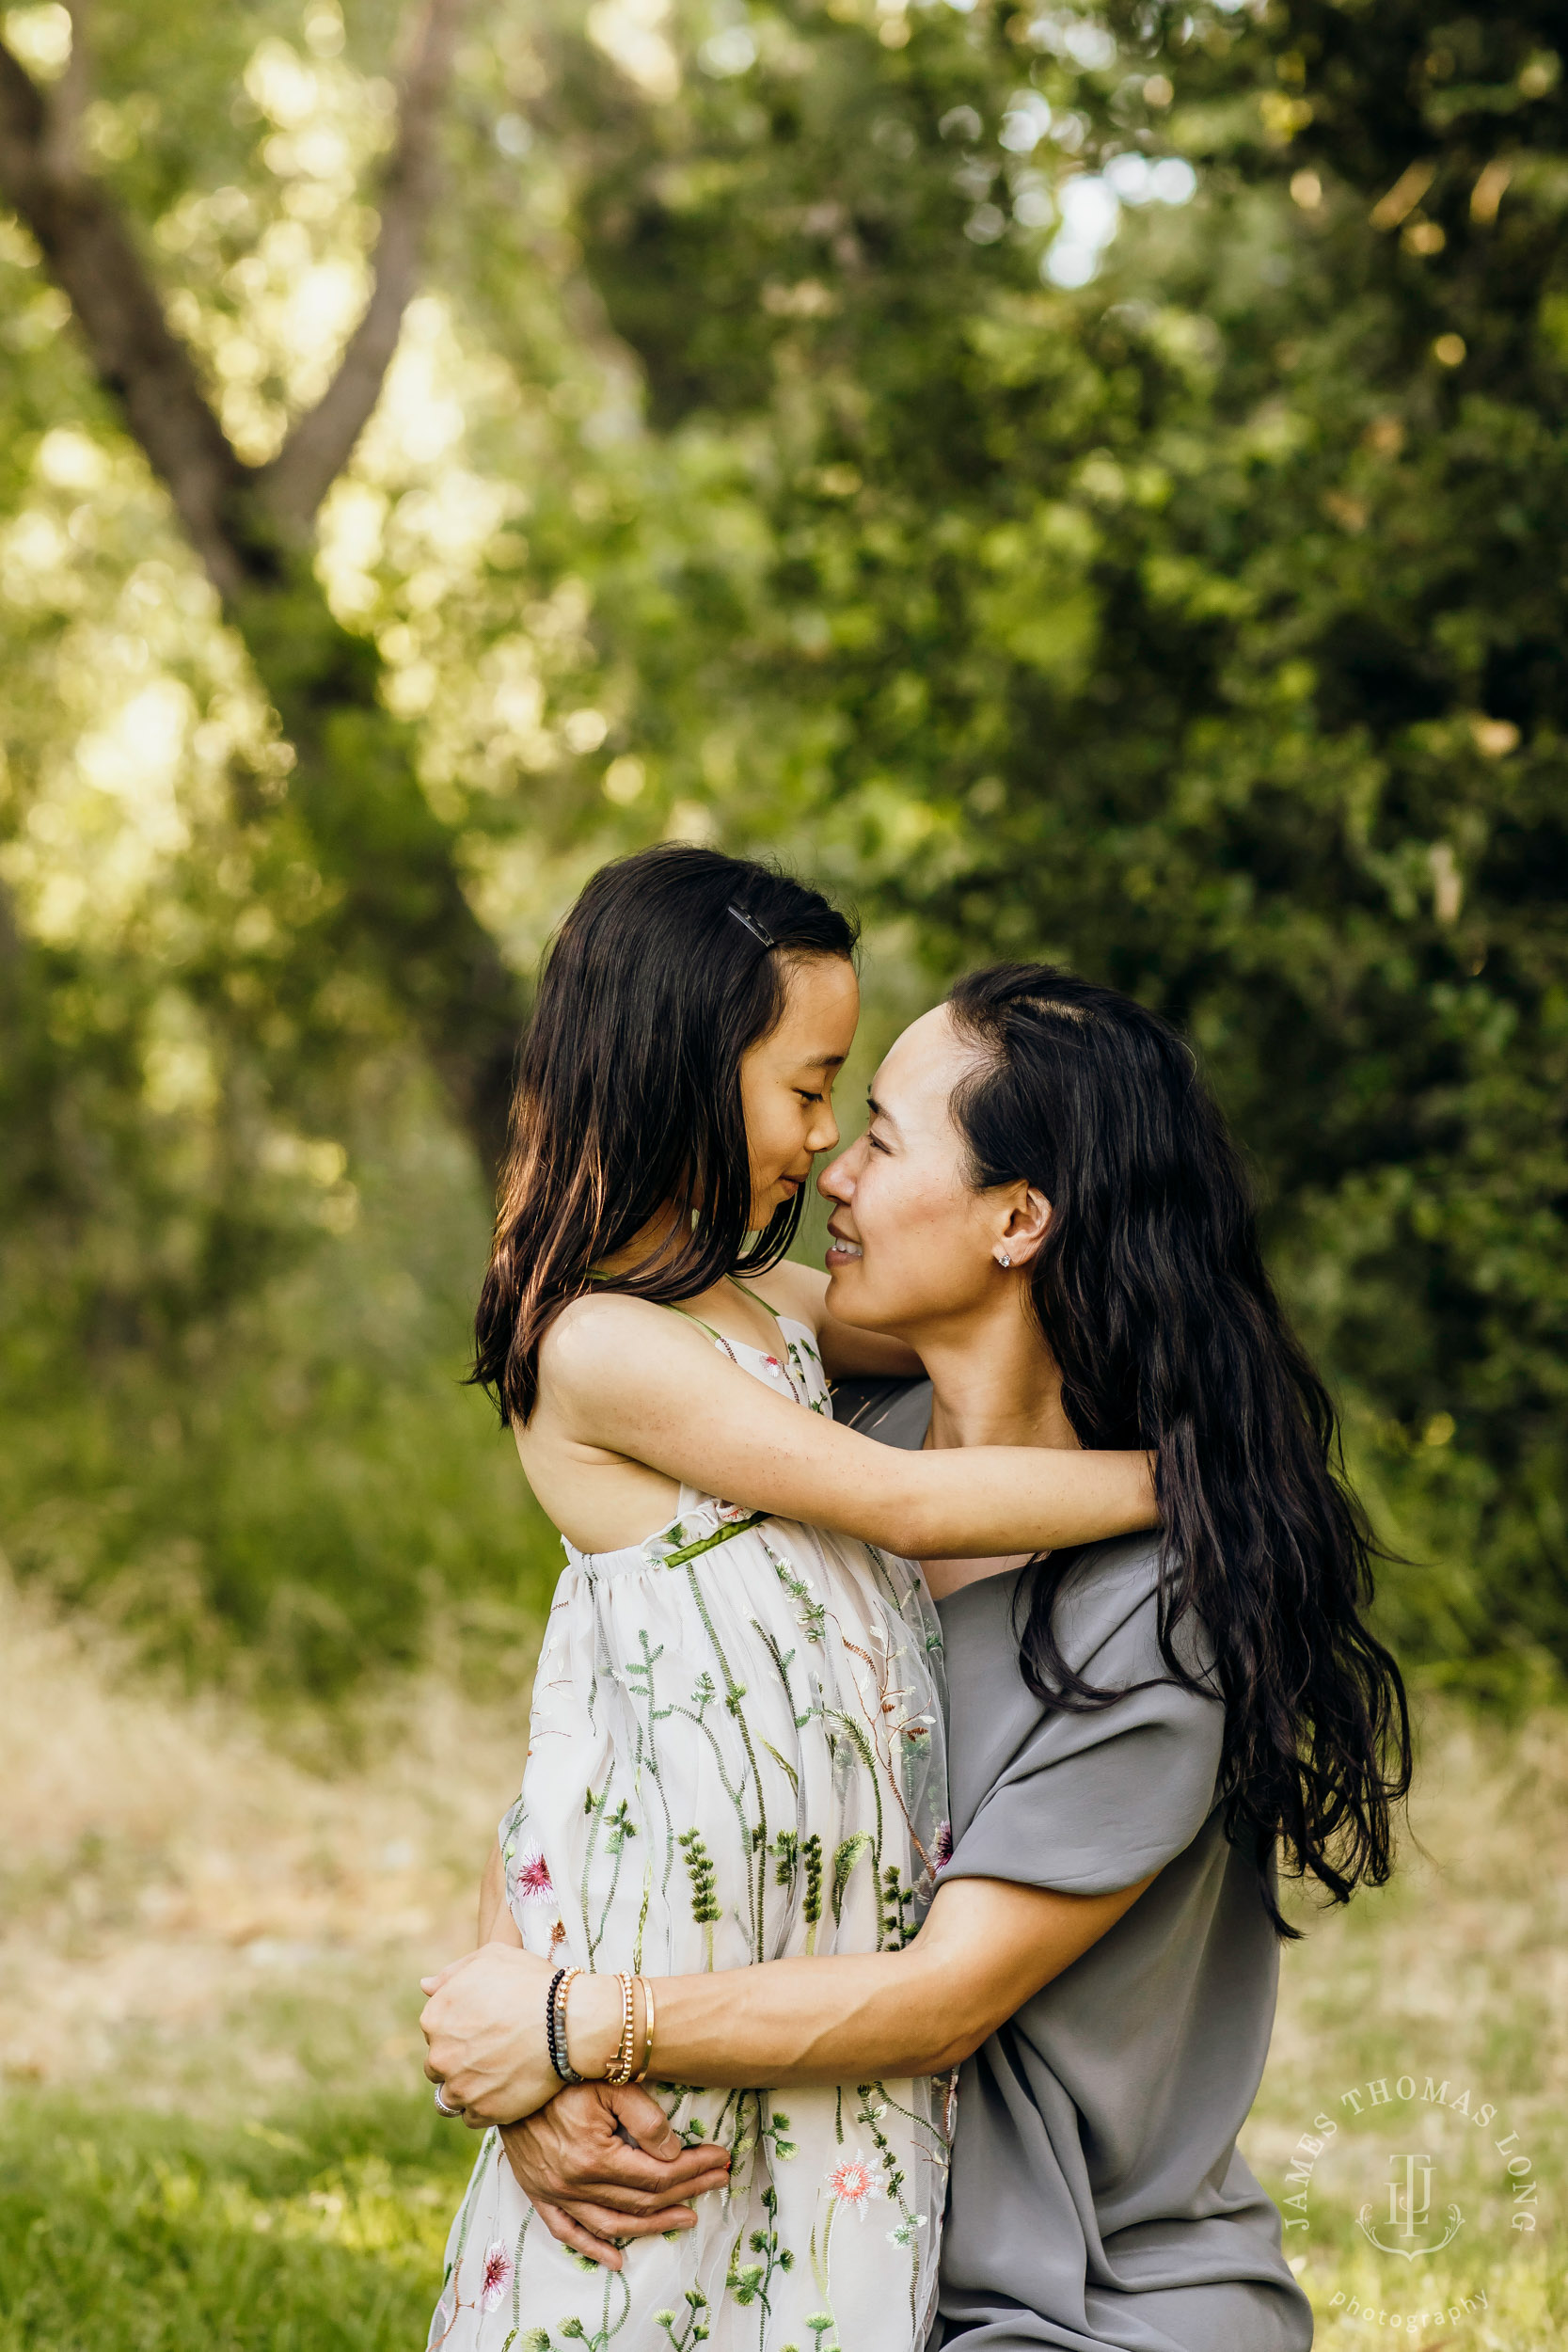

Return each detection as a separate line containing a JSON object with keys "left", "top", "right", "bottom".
{"left": 739, "top": 954, "right": 861, "bottom": 1230}
{"left": 819, "top": 1005, "right": 1019, "bottom": 1331}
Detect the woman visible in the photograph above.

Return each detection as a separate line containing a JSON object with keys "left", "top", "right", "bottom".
{"left": 424, "top": 963, "right": 1411, "bottom": 2352}
{"left": 427, "top": 855, "right": 1157, "bottom": 2352}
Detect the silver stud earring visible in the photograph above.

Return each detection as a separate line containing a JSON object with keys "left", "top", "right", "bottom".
{"left": 997, "top": 1251, "right": 1011, "bottom": 1268}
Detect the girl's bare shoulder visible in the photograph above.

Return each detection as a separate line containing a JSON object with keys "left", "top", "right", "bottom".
{"left": 539, "top": 1291, "right": 711, "bottom": 1399}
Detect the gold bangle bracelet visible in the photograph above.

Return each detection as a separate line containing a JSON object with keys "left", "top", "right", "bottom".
{"left": 605, "top": 1970, "right": 638, "bottom": 2086}
{"left": 634, "top": 1978, "right": 656, "bottom": 2083}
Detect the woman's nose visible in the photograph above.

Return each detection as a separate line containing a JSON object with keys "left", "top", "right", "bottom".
{"left": 818, "top": 1140, "right": 859, "bottom": 1201}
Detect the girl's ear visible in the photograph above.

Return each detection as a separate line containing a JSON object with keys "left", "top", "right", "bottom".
{"left": 1000, "top": 1186, "right": 1053, "bottom": 1269}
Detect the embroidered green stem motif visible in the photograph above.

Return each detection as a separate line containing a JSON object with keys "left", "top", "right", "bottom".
{"left": 677, "top": 1829, "right": 721, "bottom": 1969}
{"left": 761, "top": 1538, "right": 827, "bottom": 1646}
{"left": 527, "top": 2255, "right": 634, "bottom": 2352}
{"left": 773, "top": 1829, "right": 799, "bottom": 1887}
{"left": 725, "top": 2182, "right": 796, "bottom": 2349}
{"left": 830, "top": 1834, "right": 873, "bottom": 1932}
{"left": 801, "top": 1833, "right": 823, "bottom": 1955}
{"left": 655, "top": 2287, "right": 711, "bottom": 2352}
{"left": 679, "top": 1562, "right": 770, "bottom": 1958}
{"left": 581, "top": 1778, "right": 637, "bottom": 1965}
{"left": 880, "top": 1863, "right": 916, "bottom": 1949}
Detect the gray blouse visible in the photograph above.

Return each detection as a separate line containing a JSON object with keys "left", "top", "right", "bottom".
{"left": 836, "top": 1377, "right": 1312, "bottom": 2352}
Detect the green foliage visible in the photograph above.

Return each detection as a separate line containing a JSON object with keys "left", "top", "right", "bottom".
{"left": 549, "top": 0, "right": 1568, "bottom": 1688}
{"left": 1, "top": 0, "right": 1564, "bottom": 1690}
{"left": 0, "top": 1057, "right": 560, "bottom": 1695}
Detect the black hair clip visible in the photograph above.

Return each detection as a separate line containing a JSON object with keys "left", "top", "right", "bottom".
{"left": 727, "top": 904, "right": 776, "bottom": 948}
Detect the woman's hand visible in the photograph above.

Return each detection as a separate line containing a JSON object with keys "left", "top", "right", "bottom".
{"left": 499, "top": 2085, "right": 731, "bottom": 2270}
{"left": 420, "top": 1941, "right": 560, "bottom": 2124}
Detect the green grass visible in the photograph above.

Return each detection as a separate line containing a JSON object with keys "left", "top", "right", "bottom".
{"left": 0, "top": 2091, "right": 477, "bottom": 2352}
{"left": 1240, "top": 1704, "right": 1567, "bottom": 2345}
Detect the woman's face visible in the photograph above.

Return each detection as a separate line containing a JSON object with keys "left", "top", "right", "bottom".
{"left": 819, "top": 1004, "right": 1011, "bottom": 1332}
{"left": 740, "top": 954, "right": 861, "bottom": 1231}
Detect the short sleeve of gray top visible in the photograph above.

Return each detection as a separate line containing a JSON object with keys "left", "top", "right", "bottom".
{"left": 833, "top": 1379, "right": 1312, "bottom": 2352}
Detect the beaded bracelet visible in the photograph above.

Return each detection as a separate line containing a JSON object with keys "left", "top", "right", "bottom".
{"left": 546, "top": 1964, "right": 584, "bottom": 2085}
{"left": 544, "top": 1965, "right": 566, "bottom": 2080}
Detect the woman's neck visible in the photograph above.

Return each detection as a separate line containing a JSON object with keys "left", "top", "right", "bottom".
{"left": 915, "top": 1299, "right": 1078, "bottom": 1454}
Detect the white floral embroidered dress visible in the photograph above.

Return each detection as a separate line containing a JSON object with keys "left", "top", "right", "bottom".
{"left": 430, "top": 1307, "right": 951, "bottom": 2352}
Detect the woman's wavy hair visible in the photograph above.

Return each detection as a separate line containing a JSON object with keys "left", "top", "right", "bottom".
{"left": 474, "top": 844, "right": 857, "bottom": 1424}
{"left": 947, "top": 963, "right": 1411, "bottom": 1931}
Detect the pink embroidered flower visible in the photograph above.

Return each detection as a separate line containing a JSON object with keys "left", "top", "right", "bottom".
{"left": 515, "top": 1846, "right": 554, "bottom": 1905}
{"left": 826, "top": 2152, "right": 880, "bottom": 2216}
{"left": 480, "top": 2240, "right": 514, "bottom": 2309}
{"left": 763, "top": 1355, "right": 782, "bottom": 1372}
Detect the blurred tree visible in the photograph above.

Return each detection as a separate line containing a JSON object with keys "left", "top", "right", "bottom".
{"left": 0, "top": 0, "right": 521, "bottom": 1162}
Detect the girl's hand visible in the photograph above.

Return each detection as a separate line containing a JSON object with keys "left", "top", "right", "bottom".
{"left": 420, "top": 1942, "right": 560, "bottom": 2124}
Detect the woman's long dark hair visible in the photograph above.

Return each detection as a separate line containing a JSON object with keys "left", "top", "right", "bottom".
{"left": 474, "top": 844, "right": 857, "bottom": 1424}
{"left": 947, "top": 963, "right": 1411, "bottom": 1931}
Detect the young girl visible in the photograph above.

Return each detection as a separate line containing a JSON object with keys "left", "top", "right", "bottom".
{"left": 428, "top": 847, "right": 1154, "bottom": 2352}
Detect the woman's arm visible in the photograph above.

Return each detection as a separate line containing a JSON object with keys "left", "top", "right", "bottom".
{"left": 421, "top": 1869, "right": 1154, "bottom": 2129}
{"left": 546, "top": 1295, "right": 1155, "bottom": 1556}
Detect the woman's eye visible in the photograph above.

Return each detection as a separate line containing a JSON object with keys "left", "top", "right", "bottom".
{"left": 867, "top": 1132, "right": 890, "bottom": 1154}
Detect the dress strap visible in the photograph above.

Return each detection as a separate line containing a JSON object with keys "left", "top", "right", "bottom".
{"left": 657, "top": 1300, "right": 728, "bottom": 1344}
{"left": 727, "top": 1277, "right": 786, "bottom": 1335}
{"left": 585, "top": 1271, "right": 728, "bottom": 1344}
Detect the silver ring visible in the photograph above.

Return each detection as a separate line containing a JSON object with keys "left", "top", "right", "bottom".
{"left": 434, "top": 2081, "right": 463, "bottom": 2118}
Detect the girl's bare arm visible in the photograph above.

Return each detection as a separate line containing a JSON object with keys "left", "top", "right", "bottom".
{"left": 545, "top": 1295, "right": 1155, "bottom": 1558}
{"left": 477, "top": 1840, "right": 522, "bottom": 1947}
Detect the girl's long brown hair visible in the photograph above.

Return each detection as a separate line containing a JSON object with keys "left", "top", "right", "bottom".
{"left": 473, "top": 845, "right": 857, "bottom": 1423}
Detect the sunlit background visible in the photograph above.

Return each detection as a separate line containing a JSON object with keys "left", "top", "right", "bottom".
{"left": 0, "top": 0, "right": 1563, "bottom": 2343}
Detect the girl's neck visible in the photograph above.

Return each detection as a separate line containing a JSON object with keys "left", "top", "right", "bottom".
{"left": 915, "top": 1299, "right": 1078, "bottom": 1454}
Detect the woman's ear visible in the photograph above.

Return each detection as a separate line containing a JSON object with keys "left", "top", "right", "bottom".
{"left": 999, "top": 1186, "right": 1053, "bottom": 1269}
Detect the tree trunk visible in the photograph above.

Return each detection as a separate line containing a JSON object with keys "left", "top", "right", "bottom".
{"left": 233, "top": 558, "right": 524, "bottom": 1177}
